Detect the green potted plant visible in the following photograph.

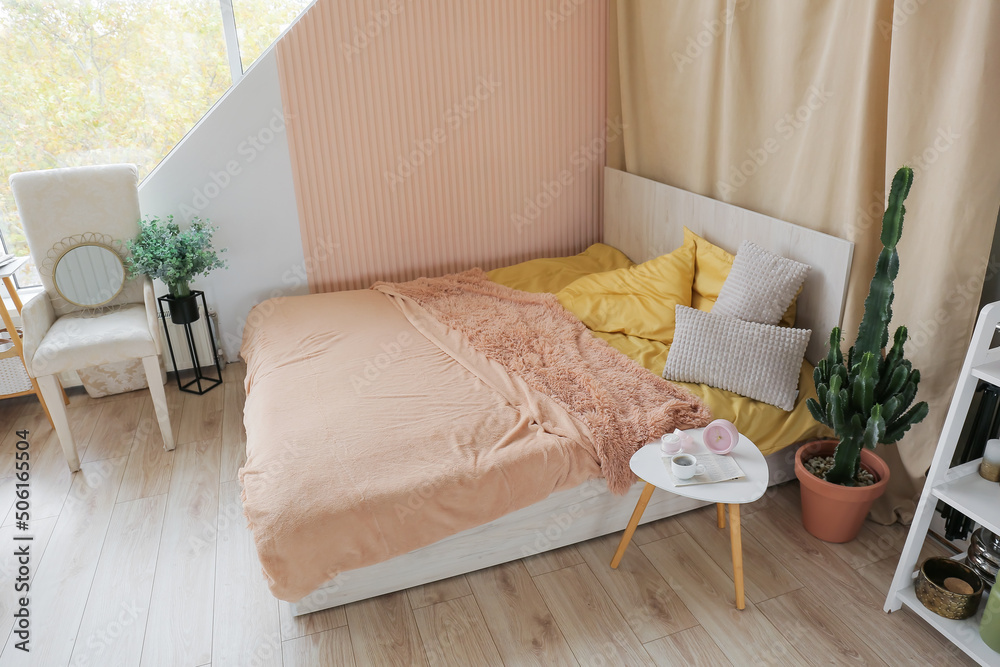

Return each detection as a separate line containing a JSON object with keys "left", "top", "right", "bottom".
{"left": 799, "top": 166, "right": 929, "bottom": 543}
{"left": 126, "top": 215, "right": 227, "bottom": 324}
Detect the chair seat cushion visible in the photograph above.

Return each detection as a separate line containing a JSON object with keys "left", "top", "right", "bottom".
{"left": 30, "top": 303, "right": 156, "bottom": 377}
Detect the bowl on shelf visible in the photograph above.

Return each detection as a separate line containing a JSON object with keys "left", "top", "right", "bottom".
{"left": 967, "top": 527, "right": 1000, "bottom": 587}
{"left": 915, "top": 557, "right": 984, "bottom": 620}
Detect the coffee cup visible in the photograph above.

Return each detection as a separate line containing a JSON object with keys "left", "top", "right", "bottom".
{"left": 671, "top": 453, "right": 706, "bottom": 480}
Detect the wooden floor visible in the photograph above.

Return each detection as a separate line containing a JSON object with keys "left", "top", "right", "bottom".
{"left": 0, "top": 363, "right": 978, "bottom": 666}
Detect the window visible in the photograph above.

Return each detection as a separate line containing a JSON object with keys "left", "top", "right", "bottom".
{"left": 0, "top": 0, "right": 273, "bottom": 289}
{"left": 233, "top": 0, "right": 310, "bottom": 70}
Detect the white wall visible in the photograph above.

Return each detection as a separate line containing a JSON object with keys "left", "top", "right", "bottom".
{"left": 138, "top": 49, "right": 306, "bottom": 361}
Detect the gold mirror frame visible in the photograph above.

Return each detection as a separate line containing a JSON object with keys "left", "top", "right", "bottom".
{"left": 53, "top": 243, "right": 126, "bottom": 308}
{"left": 42, "top": 234, "right": 129, "bottom": 311}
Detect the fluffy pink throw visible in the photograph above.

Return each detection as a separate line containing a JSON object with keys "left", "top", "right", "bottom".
{"left": 373, "top": 269, "right": 712, "bottom": 494}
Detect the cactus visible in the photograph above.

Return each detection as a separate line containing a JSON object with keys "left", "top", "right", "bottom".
{"left": 806, "top": 167, "right": 928, "bottom": 485}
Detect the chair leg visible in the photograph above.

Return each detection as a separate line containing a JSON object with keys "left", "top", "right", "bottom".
{"left": 30, "top": 377, "right": 56, "bottom": 430}
{"left": 142, "top": 356, "right": 175, "bottom": 451}
{"left": 36, "top": 374, "right": 80, "bottom": 472}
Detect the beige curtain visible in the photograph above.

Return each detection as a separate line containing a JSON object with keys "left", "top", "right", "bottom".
{"left": 610, "top": 0, "right": 1000, "bottom": 522}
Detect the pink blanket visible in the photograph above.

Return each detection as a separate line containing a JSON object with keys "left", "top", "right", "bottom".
{"left": 373, "top": 270, "right": 711, "bottom": 494}
{"left": 240, "top": 277, "right": 708, "bottom": 601}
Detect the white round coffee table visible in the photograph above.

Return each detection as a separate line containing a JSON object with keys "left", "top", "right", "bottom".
{"left": 609, "top": 427, "right": 768, "bottom": 610}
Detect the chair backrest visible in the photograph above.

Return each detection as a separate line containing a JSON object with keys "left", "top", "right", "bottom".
{"left": 9, "top": 164, "right": 145, "bottom": 315}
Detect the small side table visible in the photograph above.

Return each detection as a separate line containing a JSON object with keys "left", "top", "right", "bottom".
{"left": 610, "top": 428, "right": 768, "bottom": 610}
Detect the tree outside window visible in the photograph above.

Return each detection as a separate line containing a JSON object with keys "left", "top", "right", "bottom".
{"left": 0, "top": 0, "right": 307, "bottom": 289}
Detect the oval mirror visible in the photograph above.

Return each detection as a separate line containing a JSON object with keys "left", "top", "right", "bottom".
{"left": 53, "top": 244, "right": 126, "bottom": 308}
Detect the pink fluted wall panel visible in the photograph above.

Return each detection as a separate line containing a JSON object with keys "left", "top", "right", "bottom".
{"left": 277, "top": 0, "right": 607, "bottom": 292}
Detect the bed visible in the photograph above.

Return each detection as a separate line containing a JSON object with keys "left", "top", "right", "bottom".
{"left": 239, "top": 168, "right": 854, "bottom": 615}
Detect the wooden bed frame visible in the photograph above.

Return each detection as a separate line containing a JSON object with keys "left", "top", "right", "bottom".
{"left": 290, "top": 167, "right": 854, "bottom": 615}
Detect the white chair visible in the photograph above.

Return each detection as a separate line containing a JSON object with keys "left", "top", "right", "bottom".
{"left": 10, "top": 164, "right": 174, "bottom": 471}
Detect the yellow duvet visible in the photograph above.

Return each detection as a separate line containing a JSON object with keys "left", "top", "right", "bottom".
{"left": 488, "top": 244, "right": 831, "bottom": 456}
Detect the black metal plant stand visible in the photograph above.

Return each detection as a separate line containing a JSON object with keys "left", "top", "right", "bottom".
{"left": 157, "top": 290, "right": 222, "bottom": 395}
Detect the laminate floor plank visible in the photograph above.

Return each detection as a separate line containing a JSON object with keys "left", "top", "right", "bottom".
{"left": 281, "top": 626, "right": 354, "bottom": 667}
{"left": 10, "top": 394, "right": 43, "bottom": 415}
{"left": 212, "top": 480, "right": 281, "bottom": 667}
{"left": 576, "top": 532, "right": 698, "bottom": 642}
{"left": 140, "top": 438, "right": 222, "bottom": 667}
{"left": 26, "top": 403, "right": 104, "bottom": 522}
{"left": 522, "top": 544, "right": 584, "bottom": 577}
{"left": 3, "top": 432, "right": 68, "bottom": 526}
{"left": 278, "top": 601, "right": 347, "bottom": 642}
{"left": 0, "top": 410, "right": 56, "bottom": 478}
{"left": 0, "top": 401, "right": 24, "bottom": 443}
{"left": 533, "top": 563, "right": 653, "bottom": 666}
{"left": 675, "top": 504, "right": 803, "bottom": 603}
{"left": 767, "top": 481, "right": 909, "bottom": 570}
{"left": 220, "top": 362, "right": 246, "bottom": 385}
{"left": 413, "top": 595, "right": 503, "bottom": 667}
{"left": 631, "top": 516, "right": 684, "bottom": 546}
{"left": 0, "top": 478, "right": 16, "bottom": 533}
{"left": 640, "top": 533, "right": 806, "bottom": 666}
{"left": 0, "top": 361, "right": 978, "bottom": 667}
{"left": 642, "top": 626, "right": 732, "bottom": 667}
{"left": 0, "top": 517, "right": 57, "bottom": 647}
{"left": 0, "top": 456, "right": 126, "bottom": 667}
{"left": 466, "top": 561, "right": 577, "bottom": 667}
{"left": 406, "top": 574, "right": 472, "bottom": 610}
{"left": 117, "top": 393, "right": 181, "bottom": 503}
{"left": 82, "top": 395, "right": 144, "bottom": 463}
{"left": 176, "top": 389, "right": 224, "bottom": 446}
{"left": 346, "top": 591, "right": 429, "bottom": 667}
{"left": 757, "top": 588, "right": 887, "bottom": 666}
{"left": 857, "top": 537, "right": 953, "bottom": 598}
{"left": 13, "top": 402, "right": 102, "bottom": 525}
{"left": 742, "top": 506, "right": 976, "bottom": 666}
{"left": 219, "top": 382, "right": 246, "bottom": 483}
{"left": 69, "top": 495, "right": 166, "bottom": 667}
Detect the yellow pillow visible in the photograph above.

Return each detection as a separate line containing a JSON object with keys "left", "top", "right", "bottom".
{"left": 487, "top": 243, "right": 633, "bottom": 294}
{"left": 686, "top": 227, "right": 797, "bottom": 327}
{"left": 556, "top": 233, "right": 696, "bottom": 344}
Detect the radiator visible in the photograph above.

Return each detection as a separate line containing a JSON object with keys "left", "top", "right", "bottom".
{"left": 158, "top": 304, "right": 224, "bottom": 372}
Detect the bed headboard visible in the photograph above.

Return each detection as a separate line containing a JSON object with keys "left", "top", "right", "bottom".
{"left": 603, "top": 167, "right": 854, "bottom": 365}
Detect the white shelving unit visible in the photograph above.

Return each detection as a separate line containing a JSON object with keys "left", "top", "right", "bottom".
{"left": 885, "top": 302, "right": 1000, "bottom": 666}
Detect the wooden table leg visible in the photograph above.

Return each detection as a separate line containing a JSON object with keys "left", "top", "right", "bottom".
{"left": 2, "top": 277, "right": 22, "bottom": 313}
{"left": 716, "top": 503, "right": 726, "bottom": 528}
{"left": 610, "top": 482, "right": 655, "bottom": 569}
{"left": 729, "top": 503, "right": 745, "bottom": 610}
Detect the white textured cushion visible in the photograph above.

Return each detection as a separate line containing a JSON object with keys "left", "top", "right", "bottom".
{"left": 28, "top": 303, "right": 157, "bottom": 377}
{"left": 713, "top": 241, "right": 809, "bottom": 324}
{"left": 663, "top": 306, "right": 811, "bottom": 411}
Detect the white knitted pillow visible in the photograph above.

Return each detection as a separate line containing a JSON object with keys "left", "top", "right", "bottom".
{"left": 663, "top": 306, "right": 811, "bottom": 411}
{"left": 713, "top": 241, "right": 810, "bottom": 324}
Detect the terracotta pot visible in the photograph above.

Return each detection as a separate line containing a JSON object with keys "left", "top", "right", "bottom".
{"left": 794, "top": 439, "right": 890, "bottom": 543}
